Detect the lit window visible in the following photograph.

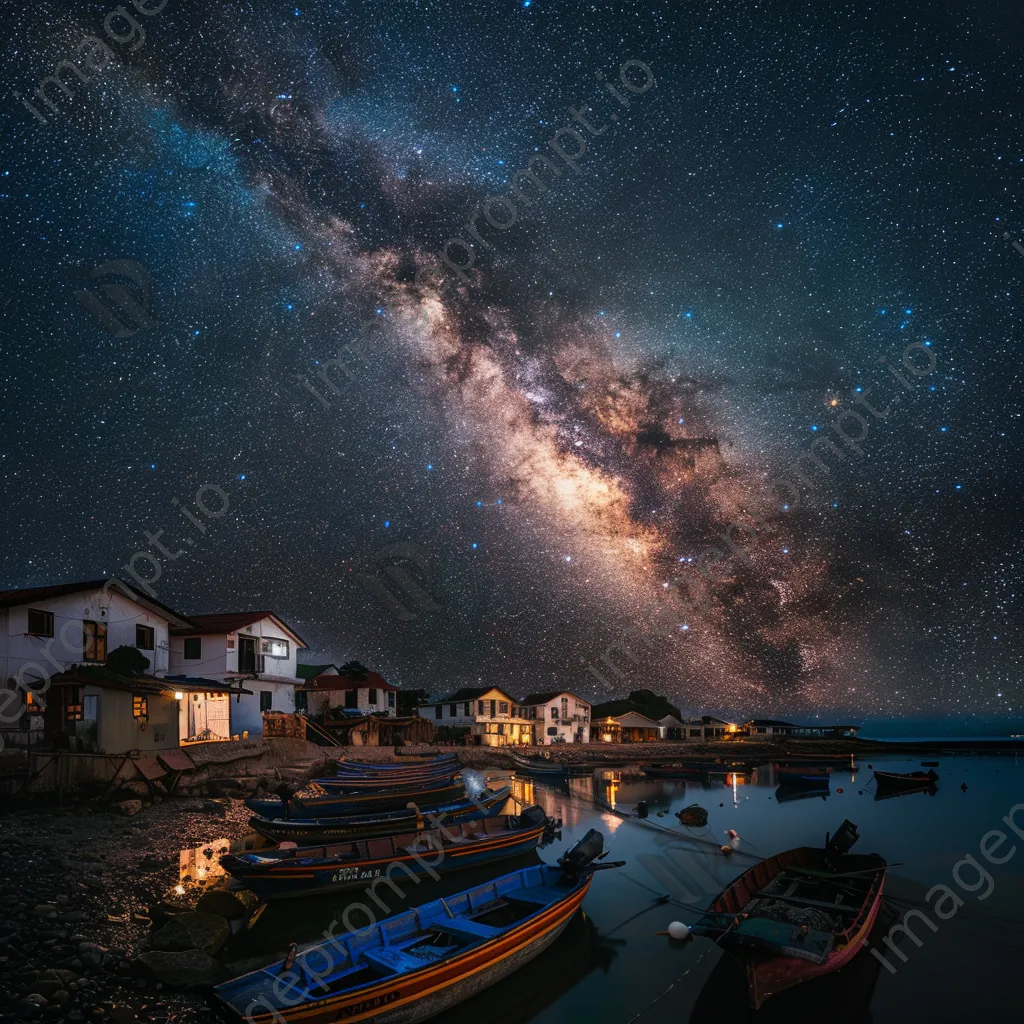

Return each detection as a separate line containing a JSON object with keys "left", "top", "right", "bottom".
{"left": 27, "top": 608, "right": 54, "bottom": 637}
{"left": 132, "top": 695, "right": 148, "bottom": 719}
{"left": 260, "top": 638, "right": 289, "bottom": 659}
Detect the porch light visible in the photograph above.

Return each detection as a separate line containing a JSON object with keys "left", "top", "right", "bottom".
{"left": 174, "top": 691, "right": 184, "bottom": 700}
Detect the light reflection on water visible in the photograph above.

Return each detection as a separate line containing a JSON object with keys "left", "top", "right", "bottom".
{"left": 202, "top": 755, "right": 1024, "bottom": 1022}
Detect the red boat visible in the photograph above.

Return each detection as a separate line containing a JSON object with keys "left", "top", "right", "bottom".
{"left": 691, "top": 820, "right": 886, "bottom": 1009}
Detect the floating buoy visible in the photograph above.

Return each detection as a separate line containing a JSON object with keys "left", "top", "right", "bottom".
{"left": 837, "top": 787, "right": 843, "bottom": 794}
{"left": 668, "top": 920, "right": 690, "bottom": 940}
{"left": 726, "top": 829, "right": 739, "bottom": 840}
{"left": 720, "top": 845, "right": 734, "bottom": 855}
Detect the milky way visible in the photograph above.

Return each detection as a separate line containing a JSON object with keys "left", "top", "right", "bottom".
{"left": 2, "top": 1, "right": 1022, "bottom": 718}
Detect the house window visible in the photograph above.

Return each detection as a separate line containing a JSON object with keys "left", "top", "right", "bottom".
{"left": 489, "top": 700, "right": 497, "bottom": 717}
{"left": 183, "top": 637, "right": 202, "bottom": 660}
{"left": 387, "top": 691, "right": 395, "bottom": 708}
{"left": 498, "top": 702, "right": 509, "bottom": 715}
{"left": 463, "top": 702, "right": 470, "bottom": 716}
{"left": 132, "top": 695, "right": 148, "bottom": 719}
{"left": 27, "top": 608, "right": 54, "bottom": 637}
{"left": 65, "top": 688, "right": 84, "bottom": 721}
{"left": 259, "top": 691, "right": 273, "bottom": 712}
{"left": 344, "top": 690, "right": 358, "bottom": 709}
{"left": 227, "top": 637, "right": 236, "bottom": 650}
{"left": 136, "top": 625, "right": 155, "bottom": 650}
{"left": 83, "top": 695, "right": 98, "bottom": 721}
{"left": 434, "top": 705, "right": 443, "bottom": 720}
{"left": 367, "top": 688, "right": 377, "bottom": 704}
{"left": 550, "top": 706, "right": 559, "bottom": 719}
{"left": 261, "top": 638, "right": 289, "bottom": 659}
{"left": 24, "top": 690, "right": 41, "bottom": 713}
{"left": 295, "top": 690, "right": 308, "bottom": 712}
{"left": 83, "top": 621, "right": 107, "bottom": 662}
{"left": 449, "top": 703, "right": 457, "bottom": 717}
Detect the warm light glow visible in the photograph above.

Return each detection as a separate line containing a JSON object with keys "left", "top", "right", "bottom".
{"left": 174, "top": 691, "right": 184, "bottom": 700}
{"left": 602, "top": 733, "right": 612, "bottom": 742}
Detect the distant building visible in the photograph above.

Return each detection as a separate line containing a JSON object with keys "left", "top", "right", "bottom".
{"left": 296, "top": 662, "right": 341, "bottom": 681}
{"left": 681, "top": 715, "right": 739, "bottom": 740}
{"left": 517, "top": 691, "right": 591, "bottom": 744}
{"left": 745, "top": 719, "right": 861, "bottom": 738}
{"left": 298, "top": 670, "right": 397, "bottom": 718}
{"left": 169, "top": 611, "right": 307, "bottom": 741}
{"left": 658, "top": 715, "right": 687, "bottom": 741}
{"left": 417, "top": 686, "right": 531, "bottom": 746}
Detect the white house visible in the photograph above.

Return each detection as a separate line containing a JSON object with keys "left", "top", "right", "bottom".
{"left": 297, "top": 669, "right": 397, "bottom": 717}
{"left": 417, "top": 686, "right": 532, "bottom": 746}
{"left": 0, "top": 579, "right": 196, "bottom": 750}
{"left": 168, "top": 611, "right": 307, "bottom": 741}
{"left": 517, "top": 691, "right": 591, "bottom": 744}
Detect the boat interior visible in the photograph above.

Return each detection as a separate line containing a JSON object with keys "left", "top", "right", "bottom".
{"left": 694, "top": 851, "right": 885, "bottom": 963}
{"left": 216, "top": 865, "right": 574, "bottom": 1012}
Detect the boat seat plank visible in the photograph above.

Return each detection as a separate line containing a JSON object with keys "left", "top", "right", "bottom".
{"left": 751, "top": 891, "right": 859, "bottom": 914}
{"left": 359, "top": 946, "right": 425, "bottom": 975}
{"left": 432, "top": 919, "right": 503, "bottom": 941}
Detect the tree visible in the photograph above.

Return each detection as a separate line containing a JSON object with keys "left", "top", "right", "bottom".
{"left": 397, "top": 688, "right": 430, "bottom": 716}
{"left": 339, "top": 661, "right": 370, "bottom": 680}
{"left": 106, "top": 645, "right": 150, "bottom": 676}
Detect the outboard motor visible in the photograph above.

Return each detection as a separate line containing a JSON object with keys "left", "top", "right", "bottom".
{"left": 518, "top": 804, "right": 549, "bottom": 829}
{"left": 558, "top": 829, "right": 605, "bottom": 877}
{"left": 824, "top": 819, "right": 860, "bottom": 869}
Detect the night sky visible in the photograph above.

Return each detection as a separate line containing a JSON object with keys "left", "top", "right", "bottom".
{"left": 3, "top": 1, "right": 1023, "bottom": 719}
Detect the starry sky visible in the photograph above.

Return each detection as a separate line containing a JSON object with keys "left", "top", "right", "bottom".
{"left": 2, "top": 0, "right": 1023, "bottom": 720}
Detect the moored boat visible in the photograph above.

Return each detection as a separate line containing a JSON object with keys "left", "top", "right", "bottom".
{"left": 691, "top": 819, "right": 886, "bottom": 1008}
{"left": 335, "top": 754, "right": 457, "bottom": 773}
{"left": 248, "top": 786, "right": 512, "bottom": 844}
{"left": 509, "top": 753, "right": 568, "bottom": 777}
{"left": 775, "top": 768, "right": 831, "bottom": 788}
{"left": 641, "top": 762, "right": 724, "bottom": 777}
{"left": 326, "top": 764, "right": 460, "bottom": 784}
{"left": 246, "top": 779, "right": 465, "bottom": 819}
{"left": 212, "top": 828, "right": 622, "bottom": 1024}
{"left": 221, "top": 806, "right": 553, "bottom": 900}
{"left": 873, "top": 769, "right": 938, "bottom": 797}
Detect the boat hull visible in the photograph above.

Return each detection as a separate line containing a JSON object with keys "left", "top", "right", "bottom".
{"left": 221, "top": 821, "right": 547, "bottom": 901}
{"left": 248, "top": 787, "right": 510, "bottom": 844}
{"left": 776, "top": 769, "right": 830, "bottom": 788}
{"left": 246, "top": 782, "right": 464, "bottom": 818}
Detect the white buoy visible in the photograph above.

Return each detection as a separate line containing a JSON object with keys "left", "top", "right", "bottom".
{"left": 667, "top": 920, "right": 690, "bottom": 940}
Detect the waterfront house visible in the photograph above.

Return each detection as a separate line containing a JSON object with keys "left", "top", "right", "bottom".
{"left": 658, "top": 715, "right": 687, "bottom": 741}
{"left": 591, "top": 711, "right": 663, "bottom": 743}
{"left": 297, "top": 668, "right": 398, "bottom": 718}
{"left": 416, "top": 686, "right": 531, "bottom": 746}
{"left": 168, "top": 611, "right": 307, "bottom": 740}
{"left": 0, "top": 578, "right": 193, "bottom": 750}
{"left": 516, "top": 691, "right": 591, "bottom": 744}
{"left": 682, "top": 715, "right": 740, "bottom": 740}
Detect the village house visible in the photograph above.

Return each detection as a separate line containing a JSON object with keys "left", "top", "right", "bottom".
{"left": 296, "top": 668, "right": 398, "bottom": 718}
{"left": 296, "top": 662, "right": 342, "bottom": 682}
{"left": 417, "top": 686, "right": 535, "bottom": 746}
{"left": 0, "top": 579, "right": 194, "bottom": 751}
{"left": 168, "top": 611, "right": 307, "bottom": 741}
{"left": 591, "top": 711, "right": 663, "bottom": 743}
{"left": 516, "top": 691, "right": 591, "bottom": 744}
{"left": 745, "top": 718, "right": 861, "bottom": 738}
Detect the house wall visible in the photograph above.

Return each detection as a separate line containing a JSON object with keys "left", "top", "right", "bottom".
{"left": 92, "top": 686, "right": 179, "bottom": 755}
{"left": 416, "top": 689, "right": 530, "bottom": 746}
{"left": 234, "top": 682, "right": 296, "bottom": 738}
{"left": 521, "top": 693, "right": 591, "bottom": 744}
{"left": 0, "top": 589, "right": 173, "bottom": 687}
{"left": 303, "top": 686, "right": 395, "bottom": 716}
{"left": 168, "top": 633, "right": 230, "bottom": 677}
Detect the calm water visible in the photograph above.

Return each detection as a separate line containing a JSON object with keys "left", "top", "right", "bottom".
{"left": 196, "top": 754, "right": 1024, "bottom": 1023}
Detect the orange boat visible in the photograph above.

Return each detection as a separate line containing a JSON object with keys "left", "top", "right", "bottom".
{"left": 691, "top": 820, "right": 886, "bottom": 1009}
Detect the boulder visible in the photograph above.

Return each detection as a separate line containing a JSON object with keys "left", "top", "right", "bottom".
{"left": 135, "top": 949, "right": 218, "bottom": 989}
{"left": 194, "top": 888, "right": 250, "bottom": 921}
{"left": 118, "top": 800, "right": 143, "bottom": 817}
{"left": 149, "top": 912, "right": 229, "bottom": 956}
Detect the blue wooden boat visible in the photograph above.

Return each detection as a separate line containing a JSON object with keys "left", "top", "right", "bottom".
{"left": 248, "top": 786, "right": 512, "bottom": 844}
{"left": 246, "top": 780, "right": 464, "bottom": 819}
{"left": 212, "top": 829, "right": 621, "bottom": 1024}
{"left": 317, "top": 765, "right": 461, "bottom": 788}
{"left": 221, "top": 806, "right": 553, "bottom": 901}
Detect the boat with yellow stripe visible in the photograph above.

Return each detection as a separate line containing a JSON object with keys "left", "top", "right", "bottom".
{"left": 212, "top": 829, "right": 621, "bottom": 1024}
{"left": 220, "top": 806, "right": 554, "bottom": 901}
